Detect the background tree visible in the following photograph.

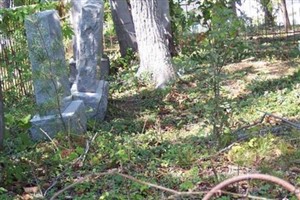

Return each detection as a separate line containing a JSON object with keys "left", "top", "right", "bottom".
{"left": 258, "top": 0, "right": 275, "bottom": 26}
{"left": 0, "top": 0, "right": 11, "bottom": 8}
{"left": 130, "top": 0, "right": 176, "bottom": 88}
{"left": 157, "top": 0, "right": 176, "bottom": 56}
{"left": 0, "top": 0, "right": 11, "bottom": 150}
{"left": 280, "top": 0, "right": 291, "bottom": 32}
{"left": 0, "top": 80, "right": 4, "bottom": 150}
{"left": 109, "top": 0, "right": 137, "bottom": 57}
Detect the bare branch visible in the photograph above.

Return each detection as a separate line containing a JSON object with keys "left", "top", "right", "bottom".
{"left": 258, "top": 111, "right": 300, "bottom": 130}
{"left": 50, "top": 169, "right": 118, "bottom": 200}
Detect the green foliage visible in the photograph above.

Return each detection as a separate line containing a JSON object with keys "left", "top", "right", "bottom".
{"left": 170, "top": 0, "right": 189, "bottom": 45}
{"left": 110, "top": 48, "right": 137, "bottom": 74}
{"left": 103, "top": 0, "right": 115, "bottom": 37}
{"left": 227, "top": 134, "right": 294, "bottom": 166}
{"left": 0, "top": 1, "right": 67, "bottom": 107}
{"left": 0, "top": 2, "right": 57, "bottom": 31}
{"left": 198, "top": 4, "right": 249, "bottom": 141}
{"left": 1, "top": 1, "right": 300, "bottom": 199}
{"left": 61, "top": 21, "right": 74, "bottom": 41}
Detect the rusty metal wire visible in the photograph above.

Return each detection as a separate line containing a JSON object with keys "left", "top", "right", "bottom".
{"left": 203, "top": 173, "right": 300, "bottom": 200}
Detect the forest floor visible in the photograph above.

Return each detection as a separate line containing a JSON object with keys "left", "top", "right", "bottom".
{"left": 1, "top": 55, "right": 300, "bottom": 199}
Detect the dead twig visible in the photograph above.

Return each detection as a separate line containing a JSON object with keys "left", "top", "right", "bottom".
{"left": 203, "top": 174, "right": 300, "bottom": 200}
{"left": 219, "top": 190, "right": 276, "bottom": 200}
{"left": 233, "top": 113, "right": 267, "bottom": 137}
{"left": 258, "top": 111, "right": 300, "bottom": 130}
{"left": 44, "top": 132, "right": 98, "bottom": 197}
{"left": 198, "top": 111, "right": 298, "bottom": 162}
{"left": 116, "top": 172, "right": 179, "bottom": 194}
{"left": 198, "top": 139, "right": 244, "bottom": 162}
{"left": 50, "top": 169, "right": 207, "bottom": 200}
{"left": 50, "top": 169, "right": 118, "bottom": 200}
{"left": 38, "top": 128, "right": 60, "bottom": 152}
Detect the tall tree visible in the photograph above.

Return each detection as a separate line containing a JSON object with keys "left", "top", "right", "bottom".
{"left": 130, "top": 0, "right": 176, "bottom": 88}
{"left": 0, "top": 0, "right": 11, "bottom": 8}
{"left": 0, "top": 80, "right": 4, "bottom": 150}
{"left": 229, "top": 0, "right": 237, "bottom": 17}
{"left": 109, "top": 0, "right": 137, "bottom": 57}
{"left": 157, "top": 0, "right": 176, "bottom": 56}
{"left": 280, "top": 0, "right": 291, "bottom": 32}
{"left": 259, "top": 0, "right": 275, "bottom": 26}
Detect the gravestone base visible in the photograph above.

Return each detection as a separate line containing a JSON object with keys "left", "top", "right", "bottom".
{"left": 71, "top": 80, "right": 109, "bottom": 120}
{"left": 30, "top": 100, "right": 86, "bottom": 141}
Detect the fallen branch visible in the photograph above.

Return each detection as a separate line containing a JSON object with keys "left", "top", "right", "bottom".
{"left": 50, "top": 169, "right": 207, "bottom": 200}
{"left": 233, "top": 113, "right": 267, "bottom": 137}
{"left": 49, "top": 168, "right": 300, "bottom": 200}
{"left": 44, "top": 132, "right": 98, "bottom": 197}
{"left": 219, "top": 190, "right": 276, "bottom": 200}
{"left": 199, "top": 111, "right": 297, "bottom": 162}
{"left": 258, "top": 111, "right": 300, "bottom": 130}
{"left": 203, "top": 174, "right": 300, "bottom": 200}
{"left": 50, "top": 169, "right": 118, "bottom": 200}
{"left": 198, "top": 139, "right": 244, "bottom": 162}
{"left": 116, "top": 172, "right": 179, "bottom": 194}
{"left": 39, "top": 128, "right": 59, "bottom": 152}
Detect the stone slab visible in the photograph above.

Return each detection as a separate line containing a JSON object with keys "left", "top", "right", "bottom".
{"left": 71, "top": 80, "right": 108, "bottom": 120}
{"left": 72, "top": 0, "right": 104, "bottom": 93}
{"left": 25, "top": 10, "right": 71, "bottom": 116}
{"left": 30, "top": 100, "right": 87, "bottom": 140}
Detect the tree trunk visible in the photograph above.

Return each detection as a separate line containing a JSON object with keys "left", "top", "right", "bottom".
{"left": 265, "top": 8, "right": 274, "bottom": 26}
{"left": 0, "top": 80, "right": 4, "bottom": 150}
{"left": 0, "top": 0, "right": 11, "bottom": 8}
{"left": 109, "top": 0, "right": 137, "bottom": 57}
{"left": 157, "top": 0, "right": 176, "bottom": 56}
{"left": 280, "top": 0, "right": 291, "bottom": 32}
{"left": 130, "top": 0, "right": 176, "bottom": 88}
{"left": 260, "top": 0, "right": 275, "bottom": 27}
{"left": 230, "top": 0, "right": 237, "bottom": 17}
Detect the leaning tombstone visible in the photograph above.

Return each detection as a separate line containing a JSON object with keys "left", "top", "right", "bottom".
{"left": 25, "top": 10, "right": 87, "bottom": 140}
{"left": 71, "top": 0, "right": 109, "bottom": 120}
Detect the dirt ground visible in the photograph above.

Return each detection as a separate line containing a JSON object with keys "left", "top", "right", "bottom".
{"left": 223, "top": 58, "right": 300, "bottom": 98}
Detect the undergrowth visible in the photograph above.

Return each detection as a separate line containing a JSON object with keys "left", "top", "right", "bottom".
{"left": 1, "top": 50, "right": 300, "bottom": 199}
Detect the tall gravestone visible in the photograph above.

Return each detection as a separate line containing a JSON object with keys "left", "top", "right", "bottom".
{"left": 71, "top": 0, "right": 109, "bottom": 120}
{"left": 25, "top": 10, "right": 87, "bottom": 140}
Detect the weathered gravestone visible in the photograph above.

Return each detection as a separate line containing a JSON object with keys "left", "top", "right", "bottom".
{"left": 70, "top": 0, "right": 109, "bottom": 120}
{"left": 25, "top": 10, "right": 87, "bottom": 140}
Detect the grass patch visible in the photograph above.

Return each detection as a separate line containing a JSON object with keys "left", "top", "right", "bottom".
{"left": 1, "top": 54, "right": 300, "bottom": 199}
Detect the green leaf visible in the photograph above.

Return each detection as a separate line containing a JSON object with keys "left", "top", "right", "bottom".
{"left": 0, "top": 187, "right": 8, "bottom": 194}
{"left": 68, "top": 152, "right": 78, "bottom": 160}
{"left": 20, "top": 114, "right": 31, "bottom": 125}
{"left": 179, "top": 181, "right": 194, "bottom": 190}
{"left": 75, "top": 146, "right": 84, "bottom": 155}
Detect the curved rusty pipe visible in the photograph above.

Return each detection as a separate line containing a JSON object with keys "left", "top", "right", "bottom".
{"left": 203, "top": 174, "right": 300, "bottom": 200}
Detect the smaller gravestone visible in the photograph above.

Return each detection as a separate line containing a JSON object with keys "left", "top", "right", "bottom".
{"left": 71, "top": 0, "right": 108, "bottom": 120}
{"left": 25, "top": 10, "right": 87, "bottom": 140}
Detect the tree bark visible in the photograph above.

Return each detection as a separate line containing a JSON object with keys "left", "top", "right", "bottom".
{"left": 230, "top": 0, "right": 237, "bottom": 17}
{"left": 130, "top": 0, "right": 176, "bottom": 88}
{"left": 280, "top": 0, "right": 291, "bottom": 32}
{"left": 0, "top": 0, "right": 11, "bottom": 8}
{"left": 0, "top": 80, "right": 4, "bottom": 150}
{"left": 157, "top": 0, "right": 176, "bottom": 56}
{"left": 260, "top": 0, "right": 275, "bottom": 27}
{"left": 109, "top": 0, "right": 137, "bottom": 57}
